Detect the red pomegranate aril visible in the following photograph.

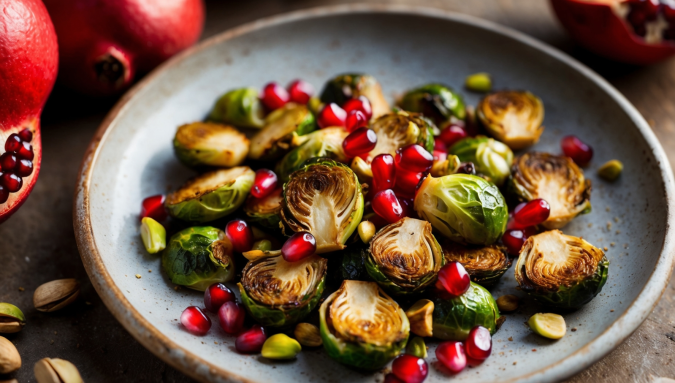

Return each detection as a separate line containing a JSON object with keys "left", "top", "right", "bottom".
{"left": 342, "top": 127, "right": 377, "bottom": 157}
{"left": 438, "top": 261, "right": 471, "bottom": 297}
{"left": 561, "top": 135, "right": 593, "bottom": 166}
{"left": 506, "top": 210, "right": 529, "bottom": 231}
{"left": 664, "top": 2, "right": 675, "bottom": 21}
{"left": 371, "top": 154, "right": 396, "bottom": 191}
{"left": 318, "top": 103, "right": 347, "bottom": 128}
{"left": 18, "top": 128, "right": 33, "bottom": 142}
{"left": 218, "top": 301, "right": 245, "bottom": 335}
{"left": 288, "top": 79, "right": 314, "bottom": 104}
{"left": 513, "top": 198, "right": 550, "bottom": 226}
{"left": 1, "top": 173, "right": 22, "bottom": 193}
{"left": 372, "top": 189, "right": 404, "bottom": 224}
{"left": 436, "top": 341, "right": 467, "bottom": 373}
{"left": 392, "top": 354, "right": 428, "bottom": 383}
{"left": 395, "top": 144, "right": 434, "bottom": 173}
{"left": 261, "top": 82, "right": 290, "bottom": 111}
{"left": 251, "top": 169, "right": 278, "bottom": 199}
{"left": 180, "top": 306, "right": 211, "bottom": 336}
{"left": 5, "top": 134, "right": 21, "bottom": 153}
{"left": 281, "top": 232, "right": 317, "bottom": 262}
{"left": 465, "top": 325, "right": 492, "bottom": 360}
{"left": 225, "top": 219, "right": 254, "bottom": 253}
{"left": 15, "top": 159, "right": 33, "bottom": 177}
{"left": 140, "top": 194, "right": 168, "bottom": 221}
{"left": 434, "top": 138, "right": 447, "bottom": 153}
{"left": 0, "top": 153, "right": 17, "bottom": 172}
{"left": 345, "top": 110, "right": 368, "bottom": 133}
{"left": 398, "top": 196, "right": 415, "bottom": 218}
{"left": 384, "top": 373, "right": 406, "bottom": 383}
{"left": 0, "top": 186, "right": 8, "bottom": 204}
{"left": 342, "top": 96, "right": 373, "bottom": 120}
{"left": 395, "top": 168, "right": 424, "bottom": 196}
{"left": 439, "top": 123, "right": 468, "bottom": 147}
{"left": 15, "top": 141, "right": 33, "bottom": 161}
{"left": 204, "top": 282, "right": 235, "bottom": 313}
{"left": 235, "top": 325, "right": 267, "bottom": 354}
{"left": 502, "top": 229, "right": 530, "bottom": 255}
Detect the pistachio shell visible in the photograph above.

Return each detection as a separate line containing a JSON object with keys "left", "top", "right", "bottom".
{"left": 597, "top": 159, "right": 623, "bottom": 181}
{"left": 33, "top": 279, "right": 80, "bottom": 312}
{"left": 261, "top": 333, "right": 302, "bottom": 360}
{"left": 0, "top": 303, "right": 26, "bottom": 333}
{"left": 465, "top": 73, "right": 492, "bottom": 92}
{"left": 357, "top": 221, "right": 376, "bottom": 244}
{"left": 528, "top": 313, "right": 566, "bottom": 340}
{"left": 406, "top": 336, "right": 427, "bottom": 358}
{"left": 294, "top": 323, "right": 322, "bottom": 347}
{"left": 140, "top": 217, "right": 166, "bottom": 254}
{"left": 405, "top": 299, "right": 434, "bottom": 337}
{"left": 496, "top": 295, "right": 519, "bottom": 312}
{"left": 0, "top": 336, "right": 21, "bottom": 374}
{"left": 35, "top": 358, "right": 83, "bottom": 383}
{"left": 350, "top": 156, "right": 373, "bottom": 183}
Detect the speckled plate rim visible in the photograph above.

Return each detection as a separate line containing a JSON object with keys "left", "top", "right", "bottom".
{"left": 73, "top": 4, "right": 675, "bottom": 383}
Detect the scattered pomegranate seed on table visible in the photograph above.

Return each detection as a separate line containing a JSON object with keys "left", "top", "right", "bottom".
{"left": 260, "top": 82, "right": 289, "bottom": 110}
{"left": 371, "top": 154, "right": 396, "bottom": 192}
{"left": 513, "top": 198, "right": 550, "bottom": 226}
{"left": 180, "top": 306, "right": 211, "bottom": 336}
{"left": 204, "top": 282, "right": 235, "bottom": 313}
{"left": 561, "top": 135, "right": 593, "bottom": 166}
{"left": 281, "top": 232, "right": 316, "bottom": 262}
{"left": 287, "top": 79, "right": 314, "bottom": 104}
{"left": 465, "top": 325, "right": 492, "bottom": 360}
{"left": 226, "top": 219, "right": 254, "bottom": 253}
{"left": 140, "top": 194, "right": 168, "bottom": 221}
{"left": 392, "top": 354, "right": 428, "bottom": 383}
{"left": 437, "top": 261, "right": 471, "bottom": 297}
{"left": 317, "top": 103, "right": 347, "bottom": 128}
{"left": 342, "top": 95, "right": 373, "bottom": 120}
{"left": 436, "top": 340, "right": 467, "bottom": 373}
{"left": 342, "top": 127, "right": 377, "bottom": 157}
{"left": 372, "top": 189, "right": 404, "bottom": 224}
{"left": 439, "top": 123, "right": 468, "bottom": 147}
{"left": 235, "top": 325, "right": 267, "bottom": 354}
{"left": 345, "top": 110, "right": 368, "bottom": 132}
{"left": 395, "top": 144, "right": 434, "bottom": 173}
{"left": 251, "top": 169, "right": 278, "bottom": 199}
{"left": 218, "top": 301, "right": 245, "bottom": 335}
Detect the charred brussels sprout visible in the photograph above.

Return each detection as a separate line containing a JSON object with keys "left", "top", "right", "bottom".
{"left": 449, "top": 136, "right": 513, "bottom": 186}
{"left": 173, "top": 122, "right": 249, "bottom": 168}
{"left": 509, "top": 152, "right": 591, "bottom": 229}
{"left": 162, "top": 227, "right": 234, "bottom": 290}
{"left": 364, "top": 218, "right": 444, "bottom": 296}
{"left": 243, "top": 187, "right": 283, "bottom": 229}
{"left": 276, "top": 127, "right": 349, "bottom": 181}
{"left": 320, "top": 73, "right": 390, "bottom": 118}
{"left": 165, "top": 167, "right": 255, "bottom": 223}
{"left": 319, "top": 280, "right": 409, "bottom": 370}
{"left": 329, "top": 245, "right": 369, "bottom": 284}
{"left": 414, "top": 174, "right": 508, "bottom": 245}
{"left": 209, "top": 87, "right": 265, "bottom": 128}
{"left": 367, "top": 110, "right": 435, "bottom": 160}
{"left": 238, "top": 254, "right": 327, "bottom": 327}
{"left": 441, "top": 241, "right": 511, "bottom": 287}
{"left": 400, "top": 84, "right": 466, "bottom": 124}
{"left": 432, "top": 282, "right": 502, "bottom": 340}
{"left": 281, "top": 159, "right": 364, "bottom": 254}
{"left": 248, "top": 103, "right": 316, "bottom": 161}
{"left": 515, "top": 230, "right": 609, "bottom": 310}
{"left": 477, "top": 90, "right": 544, "bottom": 150}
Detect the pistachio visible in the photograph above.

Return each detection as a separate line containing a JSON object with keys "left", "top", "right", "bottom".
{"left": 528, "top": 313, "right": 566, "bottom": 340}
{"left": 34, "top": 279, "right": 80, "bottom": 312}
{"left": 0, "top": 336, "right": 21, "bottom": 374}
{"left": 252, "top": 239, "right": 273, "bottom": 252}
{"left": 261, "top": 333, "right": 301, "bottom": 360}
{"left": 0, "top": 303, "right": 26, "bottom": 333}
{"left": 465, "top": 72, "right": 492, "bottom": 92}
{"left": 405, "top": 299, "right": 434, "bottom": 337}
{"left": 357, "top": 221, "right": 376, "bottom": 244}
{"left": 597, "top": 159, "right": 623, "bottom": 181}
{"left": 294, "top": 323, "right": 322, "bottom": 347}
{"left": 430, "top": 154, "right": 461, "bottom": 177}
{"left": 405, "top": 336, "right": 427, "bottom": 358}
{"left": 140, "top": 217, "right": 166, "bottom": 254}
{"left": 350, "top": 156, "right": 373, "bottom": 183}
{"left": 34, "top": 358, "right": 83, "bottom": 383}
{"left": 496, "top": 294, "right": 519, "bottom": 312}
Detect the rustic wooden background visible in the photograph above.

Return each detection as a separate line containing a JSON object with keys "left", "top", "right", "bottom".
{"left": 1, "top": 0, "right": 674, "bottom": 382}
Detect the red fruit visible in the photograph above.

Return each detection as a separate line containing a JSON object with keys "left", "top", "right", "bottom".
{"left": 342, "top": 96, "right": 373, "bottom": 120}
{"left": 456, "top": 162, "right": 476, "bottom": 175}
{"left": 0, "top": 186, "right": 8, "bottom": 204}
{"left": 281, "top": 232, "right": 317, "bottom": 262}
{"left": 502, "top": 229, "right": 530, "bottom": 255}
{"left": 251, "top": 169, "right": 278, "bottom": 199}
{"left": 395, "top": 169, "right": 424, "bottom": 197}
{"left": 318, "top": 103, "right": 347, "bottom": 128}
{"left": 15, "top": 160, "right": 34, "bottom": 178}
{"left": 465, "top": 325, "right": 492, "bottom": 361}
{"left": 204, "top": 283, "right": 235, "bottom": 313}
{"left": 372, "top": 189, "right": 404, "bottom": 224}
{"left": 1, "top": 173, "right": 23, "bottom": 193}
{"left": 16, "top": 141, "right": 34, "bottom": 161}
{"left": 345, "top": 110, "right": 368, "bottom": 133}
{"left": 5, "top": 134, "right": 22, "bottom": 153}
{"left": 261, "top": 82, "right": 290, "bottom": 110}
{"left": 140, "top": 194, "right": 168, "bottom": 221}
{"left": 180, "top": 306, "right": 211, "bottom": 336}
{"left": 218, "top": 301, "right": 245, "bottom": 335}
{"left": 44, "top": 0, "right": 204, "bottom": 96}
{"left": 392, "top": 354, "right": 428, "bottom": 383}
{"left": 438, "top": 261, "right": 471, "bottom": 297}
{"left": 384, "top": 373, "right": 406, "bottom": 383}
{"left": 433, "top": 150, "right": 448, "bottom": 162}
{"left": 436, "top": 341, "right": 467, "bottom": 373}
{"left": 288, "top": 79, "right": 314, "bottom": 104}
{"left": 18, "top": 128, "right": 33, "bottom": 143}
{"left": 434, "top": 138, "right": 447, "bottom": 153}
{"left": 439, "top": 124, "right": 468, "bottom": 147}
{"left": 0, "top": 154, "right": 17, "bottom": 172}
{"left": 342, "top": 128, "right": 377, "bottom": 157}
{"left": 235, "top": 325, "right": 267, "bottom": 354}
{"left": 397, "top": 196, "right": 415, "bottom": 218}
{"left": 506, "top": 210, "right": 528, "bottom": 231}
{"left": 371, "top": 154, "right": 396, "bottom": 192}
{"left": 395, "top": 145, "right": 434, "bottom": 173}
{"left": 513, "top": 198, "right": 550, "bottom": 226}
{"left": 225, "top": 219, "right": 254, "bottom": 253}
{"left": 561, "top": 135, "right": 593, "bottom": 166}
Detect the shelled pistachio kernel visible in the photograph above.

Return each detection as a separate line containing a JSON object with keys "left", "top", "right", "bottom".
{"left": 34, "top": 358, "right": 83, "bottom": 383}
{"left": 465, "top": 72, "right": 492, "bottom": 92}
{"left": 33, "top": 279, "right": 80, "bottom": 312}
{"left": 0, "top": 303, "right": 26, "bottom": 333}
{"left": 294, "top": 323, "right": 322, "bottom": 347}
{"left": 0, "top": 336, "right": 21, "bottom": 374}
{"left": 358, "top": 221, "right": 376, "bottom": 244}
{"left": 261, "top": 334, "right": 301, "bottom": 360}
{"left": 496, "top": 295, "right": 519, "bottom": 312}
{"left": 405, "top": 299, "right": 434, "bottom": 337}
{"left": 406, "top": 336, "right": 427, "bottom": 358}
{"left": 597, "top": 159, "right": 623, "bottom": 181}
{"left": 527, "top": 313, "right": 566, "bottom": 340}
{"left": 140, "top": 217, "right": 166, "bottom": 254}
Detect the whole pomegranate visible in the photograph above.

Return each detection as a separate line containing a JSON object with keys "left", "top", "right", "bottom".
{"left": 0, "top": 0, "right": 58, "bottom": 224}
{"left": 44, "top": 0, "right": 205, "bottom": 96}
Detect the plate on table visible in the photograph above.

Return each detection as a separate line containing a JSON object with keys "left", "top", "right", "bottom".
{"left": 73, "top": 4, "right": 675, "bottom": 383}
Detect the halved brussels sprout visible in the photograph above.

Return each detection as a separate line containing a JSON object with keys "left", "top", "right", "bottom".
{"left": 414, "top": 174, "right": 508, "bottom": 245}
{"left": 248, "top": 103, "right": 316, "bottom": 161}
{"left": 515, "top": 230, "right": 609, "bottom": 310}
{"left": 275, "top": 127, "right": 349, "bottom": 181}
{"left": 173, "top": 122, "right": 249, "bottom": 168}
{"left": 319, "top": 73, "right": 390, "bottom": 118}
{"left": 281, "top": 159, "right": 364, "bottom": 253}
{"left": 509, "top": 152, "right": 591, "bottom": 229}
{"left": 165, "top": 167, "right": 255, "bottom": 223}
{"left": 364, "top": 218, "right": 444, "bottom": 296}
{"left": 367, "top": 110, "right": 435, "bottom": 161}
{"left": 209, "top": 87, "right": 265, "bottom": 128}
{"left": 238, "top": 253, "right": 327, "bottom": 327}
{"left": 243, "top": 187, "right": 283, "bottom": 229}
{"left": 432, "top": 282, "right": 502, "bottom": 340}
{"left": 441, "top": 241, "right": 511, "bottom": 287}
{"left": 328, "top": 245, "right": 369, "bottom": 284}
{"left": 449, "top": 136, "right": 513, "bottom": 186}
{"left": 400, "top": 84, "right": 466, "bottom": 124}
{"left": 477, "top": 90, "right": 544, "bottom": 150}
{"left": 161, "top": 226, "right": 234, "bottom": 290}
{"left": 319, "top": 280, "right": 409, "bottom": 370}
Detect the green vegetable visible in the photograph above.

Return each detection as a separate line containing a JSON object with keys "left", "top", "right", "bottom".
{"left": 477, "top": 90, "right": 544, "bottom": 150}
{"left": 441, "top": 241, "right": 511, "bottom": 287}
{"left": 140, "top": 217, "right": 166, "bottom": 254}
{"left": 328, "top": 245, "right": 369, "bottom": 284}
{"left": 319, "top": 73, "right": 390, "bottom": 118}
{"left": 209, "top": 87, "right": 265, "bottom": 128}
{"left": 173, "top": 122, "right": 249, "bottom": 168}
{"left": 243, "top": 187, "right": 283, "bottom": 229}
{"left": 275, "top": 127, "right": 348, "bottom": 181}
{"left": 465, "top": 73, "right": 492, "bottom": 92}
{"left": 367, "top": 110, "right": 435, "bottom": 160}
{"left": 432, "top": 282, "right": 502, "bottom": 340}
{"left": 450, "top": 136, "right": 513, "bottom": 186}
{"left": 248, "top": 103, "right": 316, "bottom": 160}
{"left": 400, "top": 83, "right": 466, "bottom": 124}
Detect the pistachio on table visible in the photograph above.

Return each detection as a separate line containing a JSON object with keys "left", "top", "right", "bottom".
{"left": 33, "top": 279, "right": 80, "bottom": 312}
{"left": 34, "top": 358, "right": 83, "bottom": 383}
{"left": 0, "top": 303, "right": 26, "bottom": 333}
{"left": 0, "top": 336, "right": 21, "bottom": 374}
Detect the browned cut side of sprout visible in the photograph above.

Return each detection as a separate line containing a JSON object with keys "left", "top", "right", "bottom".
{"left": 442, "top": 241, "right": 511, "bottom": 286}
{"left": 478, "top": 90, "right": 544, "bottom": 150}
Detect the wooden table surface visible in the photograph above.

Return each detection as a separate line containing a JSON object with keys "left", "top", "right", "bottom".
{"left": 1, "top": 0, "right": 674, "bottom": 382}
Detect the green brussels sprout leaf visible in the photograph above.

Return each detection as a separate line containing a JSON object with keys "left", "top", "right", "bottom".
{"left": 432, "top": 282, "right": 502, "bottom": 340}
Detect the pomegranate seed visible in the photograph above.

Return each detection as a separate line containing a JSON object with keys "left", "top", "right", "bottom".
{"left": 392, "top": 354, "right": 428, "bottom": 383}
{"left": 664, "top": 2, "right": 675, "bottom": 21}
{"left": 281, "top": 232, "right": 316, "bottom": 262}
{"left": 261, "top": 82, "right": 289, "bottom": 110}
{"left": 204, "top": 282, "right": 235, "bottom": 313}
{"left": 180, "top": 306, "right": 211, "bottom": 336}
{"left": 371, "top": 154, "right": 396, "bottom": 192}
{"left": 1, "top": 173, "right": 22, "bottom": 193}
{"left": 372, "top": 189, "right": 404, "bottom": 224}
{"left": 436, "top": 341, "right": 467, "bottom": 373}
{"left": 0, "top": 153, "right": 17, "bottom": 172}
{"left": 342, "top": 96, "right": 373, "bottom": 120}
{"left": 456, "top": 162, "right": 476, "bottom": 175}
{"left": 18, "top": 128, "right": 33, "bottom": 142}
{"left": 288, "top": 79, "right": 314, "bottom": 104}
{"left": 384, "top": 373, "right": 406, "bottom": 383}
{"left": 395, "top": 169, "right": 424, "bottom": 197}
{"left": 398, "top": 196, "right": 415, "bottom": 218}
{"left": 438, "top": 261, "right": 471, "bottom": 297}
{"left": 318, "top": 103, "right": 347, "bottom": 128}
{"left": 342, "top": 127, "right": 377, "bottom": 157}
{"left": 235, "top": 325, "right": 267, "bottom": 354}
{"left": 465, "top": 325, "right": 492, "bottom": 360}
{"left": 0, "top": 185, "right": 8, "bottom": 204}
{"left": 225, "top": 219, "right": 254, "bottom": 253}
{"left": 15, "top": 159, "right": 33, "bottom": 177}
{"left": 140, "top": 195, "right": 168, "bottom": 221}
{"left": 16, "top": 141, "right": 33, "bottom": 161}
{"left": 218, "top": 301, "right": 245, "bottom": 335}
{"left": 561, "top": 135, "right": 593, "bottom": 166}
{"left": 513, "top": 198, "right": 550, "bottom": 226}
{"left": 502, "top": 229, "right": 531, "bottom": 255}
{"left": 345, "top": 110, "right": 368, "bottom": 133}
{"left": 395, "top": 145, "right": 434, "bottom": 173}
{"left": 439, "top": 123, "right": 468, "bottom": 147}
{"left": 506, "top": 210, "right": 529, "bottom": 230}
{"left": 4, "top": 134, "right": 21, "bottom": 153}
{"left": 434, "top": 138, "right": 447, "bottom": 152}
{"left": 251, "top": 169, "right": 278, "bottom": 199}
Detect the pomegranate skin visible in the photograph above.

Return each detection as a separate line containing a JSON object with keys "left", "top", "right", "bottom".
{"left": 44, "top": 0, "right": 205, "bottom": 96}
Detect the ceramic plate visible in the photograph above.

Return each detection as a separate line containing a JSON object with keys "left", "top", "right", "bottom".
{"left": 73, "top": 5, "right": 675, "bottom": 383}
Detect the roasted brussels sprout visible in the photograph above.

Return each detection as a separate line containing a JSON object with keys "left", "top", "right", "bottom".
{"left": 165, "top": 167, "right": 255, "bottom": 223}
{"left": 243, "top": 187, "right": 283, "bottom": 229}
{"left": 173, "top": 122, "right": 249, "bottom": 168}
{"left": 414, "top": 174, "right": 508, "bottom": 245}
{"left": 449, "top": 136, "right": 513, "bottom": 186}
{"left": 367, "top": 110, "right": 435, "bottom": 160}
{"left": 364, "top": 218, "right": 444, "bottom": 296}
{"left": 400, "top": 84, "right": 466, "bottom": 124}
{"left": 432, "top": 282, "right": 502, "bottom": 340}
{"left": 328, "top": 245, "right": 369, "bottom": 284}
{"left": 209, "top": 87, "right": 265, "bottom": 128}
{"left": 319, "top": 73, "right": 390, "bottom": 118}
{"left": 509, "top": 152, "right": 591, "bottom": 229}
{"left": 319, "top": 280, "right": 409, "bottom": 370}
{"left": 515, "top": 230, "right": 609, "bottom": 310}
{"left": 162, "top": 227, "right": 234, "bottom": 290}
{"left": 477, "top": 90, "right": 544, "bottom": 150}
{"left": 238, "top": 253, "right": 327, "bottom": 327}
{"left": 248, "top": 103, "right": 316, "bottom": 161}
{"left": 281, "top": 159, "right": 364, "bottom": 254}
{"left": 275, "top": 127, "right": 349, "bottom": 181}
{"left": 441, "top": 241, "right": 511, "bottom": 287}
